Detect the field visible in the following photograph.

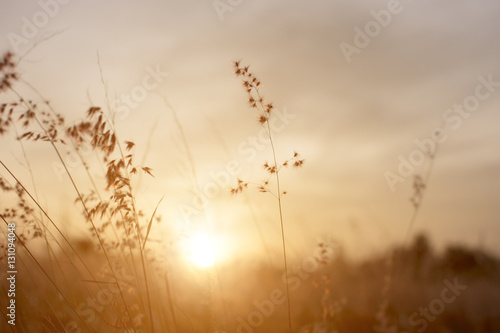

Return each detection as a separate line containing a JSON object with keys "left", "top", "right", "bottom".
{"left": 1, "top": 1, "right": 500, "bottom": 332}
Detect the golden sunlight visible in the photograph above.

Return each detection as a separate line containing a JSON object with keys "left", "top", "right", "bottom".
{"left": 187, "top": 233, "right": 215, "bottom": 268}
{"left": 1, "top": 2, "right": 499, "bottom": 330}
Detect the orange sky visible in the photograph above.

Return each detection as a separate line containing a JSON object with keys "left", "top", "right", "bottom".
{"left": 1, "top": 0, "right": 500, "bottom": 262}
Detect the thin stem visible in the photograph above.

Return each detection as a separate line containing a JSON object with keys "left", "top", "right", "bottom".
{"left": 97, "top": 59, "right": 154, "bottom": 332}
{"left": 9, "top": 87, "right": 137, "bottom": 332}
{"left": 252, "top": 83, "right": 293, "bottom": 331}
{"left": 14, "top": 79, "right": 131, "bottom": 326}
{"left": 266, "top": 120, "right": 293, "bottom": 332}
{"left": 1, "top": 215, "right": 93, "bottom": 332}
{"left": 165, "top": 272, "right": 179, "bottom": 333}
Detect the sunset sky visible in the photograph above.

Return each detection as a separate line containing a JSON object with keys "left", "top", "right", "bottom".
{"left": 1, "top": 0, "right": 499, "bottom": 263}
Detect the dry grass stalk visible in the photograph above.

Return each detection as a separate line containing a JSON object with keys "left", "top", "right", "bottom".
{"left": 231, "top": 61, "right": 304, "bottom": 332}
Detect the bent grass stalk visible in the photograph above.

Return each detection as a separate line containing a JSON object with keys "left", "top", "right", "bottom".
{"left": 2, "top": 50, "right": 175, "bottom": 331}
{"left": 1, "top": 51, "right": 318, "bottom": 332}
{"left": 2, "top": 51, "right": 172, "bottom": 332}
{"left": 11, "top": 89, "right": 139, "bottom": 332}
{"left": 2, "top": 58, "right": 145, "bottom": 330}
{"left": 97, "top": 57, "right": 154, "bottom": 332}
{"left": 0, "top": 215, "right": 93, "bottom": 331}
{"left": 0, "top": 160, "right": 128, "bottom": 329}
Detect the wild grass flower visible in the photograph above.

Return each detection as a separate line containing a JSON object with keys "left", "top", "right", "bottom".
{"left": 231, "top": 61, "right": 304, "bottom": 332}
{"left": 0, "top": 51, "right": 165, "bottom": 332}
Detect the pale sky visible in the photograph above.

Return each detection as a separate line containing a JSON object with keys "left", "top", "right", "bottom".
{"left": 1, "top": 0, "right": 499, "bottom": 262}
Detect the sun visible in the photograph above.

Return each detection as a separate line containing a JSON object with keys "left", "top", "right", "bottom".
{"left": 188, "top": 233, "right": 215, "bottom": 268}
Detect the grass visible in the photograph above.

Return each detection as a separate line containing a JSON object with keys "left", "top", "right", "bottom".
{"left": 1, "top": 51, "right": 500, "bottom": 333}
{"left": 230, "top": 61, "right": 306, "bottom": 332}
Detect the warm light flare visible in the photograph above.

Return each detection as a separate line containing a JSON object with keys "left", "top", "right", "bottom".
{"left": 188, "top": 233, "right": 215, "bottom": 268}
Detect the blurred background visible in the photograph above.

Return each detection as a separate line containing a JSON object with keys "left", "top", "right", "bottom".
{"left": 1, "top": 0, "right": 499, "bottom": 261}
{"left": 1, "top": 1, "right": 500, "bottom": 331}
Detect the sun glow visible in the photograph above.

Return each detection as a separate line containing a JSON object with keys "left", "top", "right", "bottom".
{"left": 188, "top": 233, "right": 215, "bottom": 268}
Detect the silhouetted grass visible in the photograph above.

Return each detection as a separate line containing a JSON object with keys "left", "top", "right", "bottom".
{"left": 1, "top": 52, "right": 499, "bottom": 333}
